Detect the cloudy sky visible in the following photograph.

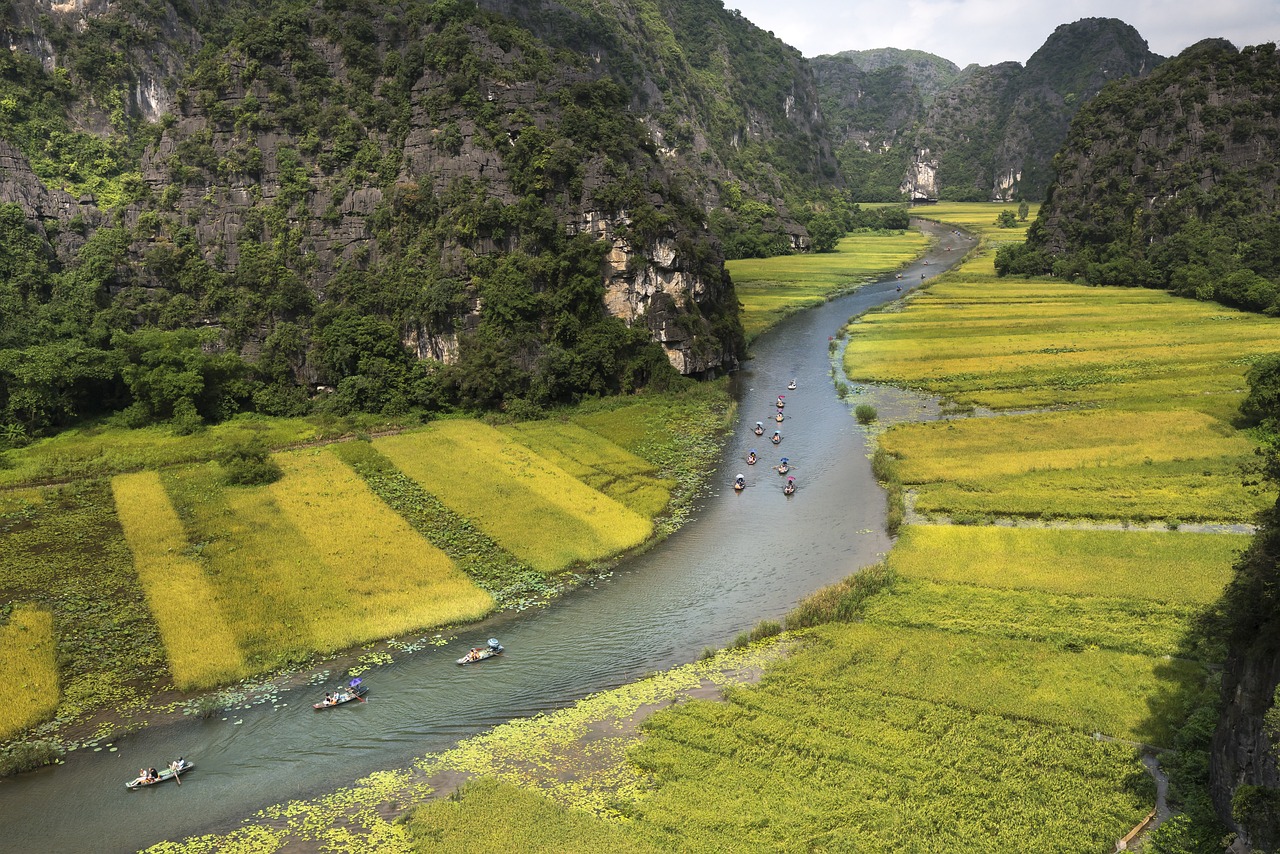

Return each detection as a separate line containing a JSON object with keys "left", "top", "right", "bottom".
{"left": 728, "top": 0, "right": 1280, "bottom": 67}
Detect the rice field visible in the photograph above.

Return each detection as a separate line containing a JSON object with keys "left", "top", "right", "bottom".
{"left": 861, "top": 579, "right": 1200, "bottom": 658}
{"left": 154, "top": 447, "right": 491, "bottom": 673}
{"left": 500, "top": 421, "right": 672, "bottom": 518}
{"left": 112, "top": 472, "right": 248, "bottom": 689}
{"left": 887, "top": 525, "right": 1240, "bottom": 605}
{"left": 0, "top": 605, "right": 59, "bottom": 738}
{"left": 729, "top": 229, "right": 931, "bottom": 339}
{"left": 376, "top": 421, "right": 652, "bottom": 574}
{"left": 879, "top": 410, "right": 1267, "bottom": 522}
{"left": 845, "top": 277, "right": 1272, "bottom": 417}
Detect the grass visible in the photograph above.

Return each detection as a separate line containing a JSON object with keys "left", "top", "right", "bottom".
{"left": 887, "top": 525, "right": 1241, "bottom": 605}
{"left": 112, "top": 472, "right": 248, "bottom": 689}
{"left": 729, "top": 229, "right": 931, "bottom": 339}
{"left": 376, "top": 421, "right": 652, "bottom": 574}
{"left": 0, "top": 605, "right": 59, "bottom": 739}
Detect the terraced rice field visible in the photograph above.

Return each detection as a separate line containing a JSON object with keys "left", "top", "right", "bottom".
{"left": 377, "top": 421, "right": 652, "bottom": 574}
{"left": 729, "top": 229, "right": 930, "bottom": 339}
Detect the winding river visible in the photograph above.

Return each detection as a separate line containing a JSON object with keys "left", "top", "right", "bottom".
{"left": 7, "top": 220, "right": 966, "bottom": 852}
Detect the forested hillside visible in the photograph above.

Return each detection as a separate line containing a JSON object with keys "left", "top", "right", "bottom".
{"left": 0, "top": 0, "right": 841, "bottom": 441}
{"left": 813, "top": 18, "right": 1162, "bottom": 202}
{"left": 999, "top": 40, "right": 1280, "bottom": 313}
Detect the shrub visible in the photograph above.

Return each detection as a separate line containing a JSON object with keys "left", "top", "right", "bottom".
{"left": 0, "top": 740, "right": 64, "bottom": 778}
{"left": 785, "top": 563, "right": 896, "bottom": 629}
{"left": 855, "top": 404, "right": 877, "bottom": 424}
{"left": 220, "top": 443, "right": 283, "bottom": 486}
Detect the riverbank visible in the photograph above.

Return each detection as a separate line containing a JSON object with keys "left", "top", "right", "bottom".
{"left": 0, "top": 384, "right": 732, "bottom": 765}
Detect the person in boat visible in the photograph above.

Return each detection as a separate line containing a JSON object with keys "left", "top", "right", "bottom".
{"left": 777, "top": 457, "right": 789, "bottom": 473}
{"left": 734, "top": 474, "right": 746, "bottom": 490}
{"left": 754, "top": 421, "right": 764, "bottom": 435}
{"left": 747, "top": 449, "right": 757, "bottom": 464}
{"left": 771, "top": 431, "right": 781, "bottom": 444}
{"left": 787, "top": 380, "right": 797, "bottom": 389}
{"left": 149, "top": 767, "right": 158, "bottom": 781}
{"left": 138, "top": 768, "right": 149, "bottom": 784}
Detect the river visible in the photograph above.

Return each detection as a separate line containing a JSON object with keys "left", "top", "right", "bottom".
{"left": 7, "top": 219, "right": 965, "bottom": 852}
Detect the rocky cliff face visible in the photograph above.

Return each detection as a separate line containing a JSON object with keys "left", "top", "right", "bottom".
{"left": 813, "top": 18, "right": 1163, "bottom": 201}
{"left": 0, "top": 0, "right": 838, "bottom": 386}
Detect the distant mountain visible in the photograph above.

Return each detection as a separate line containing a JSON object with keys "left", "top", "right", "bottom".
{"left": 812, "top": 18, "right": 1163, "bottom": 201}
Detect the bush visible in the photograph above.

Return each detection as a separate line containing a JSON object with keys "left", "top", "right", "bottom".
{"left": 855, "top": 404, "right": 878, "bottom": 424}
{"left": 785, "top": 563, "right": 896, "bottom": 629}
{"left": 0, "top": 740, "right": 64, "bottom": 777}
{"left": 220, "top": 443, "right": 283, "bottom": 486}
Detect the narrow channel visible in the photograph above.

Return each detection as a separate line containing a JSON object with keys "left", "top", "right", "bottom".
{"left": 8, "top": 220, "right": 965, "bottom": 852}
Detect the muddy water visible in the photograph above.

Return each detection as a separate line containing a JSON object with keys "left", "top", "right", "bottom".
{"left": 8, "top": 221, "right": 965, "bottom": 852}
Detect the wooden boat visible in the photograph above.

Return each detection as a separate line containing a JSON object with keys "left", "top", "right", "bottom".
{"left": 458, "top": 639, "right": 504, "bottom": 665}
{"left": 734, "top": 480, "right": 746, "bottom": 492}
{"left": 753, "top": 423, "right": 764, "bottom": 435}
{"left": 127, "top": 759, "right": 193, "bottom": 789}
{"left": 775, "top": 412, "right": 784, "bottom": 422}
{"left": 312, "top": 685, "right": 369, "bottom": 710}
{"left": 747, "top": 453, "right": 757, "bottom": 465}
{"left": 783, "top": 478, "right": 796, "bottom": 496}
{"left": 771, "top": 433, "right": 781, "bottom": 445}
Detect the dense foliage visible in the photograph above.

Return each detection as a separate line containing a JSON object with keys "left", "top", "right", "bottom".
{"left": 998, "top": 42, "right": 1280, "bottom": 316}
{"left": 0, "top": 0, "right": 819, "bottom": 440}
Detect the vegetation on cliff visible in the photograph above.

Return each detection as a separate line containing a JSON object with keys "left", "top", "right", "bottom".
{"left": 998, "top": 41, "right": 1280, "bottom": 316}
{"left": 0, "top": 0, "right": 855, "bottom": 442}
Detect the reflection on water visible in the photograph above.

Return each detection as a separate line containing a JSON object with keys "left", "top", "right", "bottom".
{"left": 9, "top": 222, "right": 964, "bottom": 852}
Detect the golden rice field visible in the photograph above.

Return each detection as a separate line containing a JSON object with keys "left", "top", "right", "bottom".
{"left": 846, "top": 278, "right": 1272, "bottom": 418}
{"left": 0, "top": 605, "right": 59, "bottom": 739}
{"left": 500, "top": 421, "right": 672, "bottom": 518}
{"left": 148, "top": 448, "right": 491, "bottom": 674}
{"left": 729, "top": 229, "right": 930, "bottom": 339}
{"left": 887, "top": 525, "right": 1241, "bottom": 605}
{"left": 111, "top": 472, "right": 247, "bottom": 689}
{"left": 879, "top": 410, "right": 1268, "bottom": 522}
{"left": 377, "top": 421, "right": 652, "bottom": 574}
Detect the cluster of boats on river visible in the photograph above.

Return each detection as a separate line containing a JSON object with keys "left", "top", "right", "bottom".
{"left": 124, "top": 640, "right": 503, "bottom": 790}
{"left": 735, "top": 380, "right": 798, "bottom": 496}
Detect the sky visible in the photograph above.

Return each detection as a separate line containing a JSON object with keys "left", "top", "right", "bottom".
{"left": 727, "top": 0, "right": 1280, "bottom": 67}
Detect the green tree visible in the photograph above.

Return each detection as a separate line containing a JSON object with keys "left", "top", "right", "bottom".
{"left": 995, "top": 210, "right": 1018, "bottom": 228}
{"left": 1018, "top": 200, "right": 1030, "bottom": 221}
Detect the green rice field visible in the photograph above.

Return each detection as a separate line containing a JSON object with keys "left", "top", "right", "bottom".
{"left": 729, "top": 229, "right": 930, "bottom": 339}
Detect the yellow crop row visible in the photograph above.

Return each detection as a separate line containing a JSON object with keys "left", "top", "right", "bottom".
{"left": 0, "top": 605, "right": 59, "bottom": 739}
{"left": 377, "top": 421, "right": 652, "bottom": 574}
{"left": 501, "top": 421, "right": 672, "bottom": 518}
{"left": 887, "top": 525, "right": 1241, "bottom": 605}
{"left": 112, "top": 471, "right": 247, "bottom": 689}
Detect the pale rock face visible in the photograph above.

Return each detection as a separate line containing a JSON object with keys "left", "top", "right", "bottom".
{"left": 901, "top": 149, "right": 939, "bottom": 200}
{"left": 992, "top": 168, "right": 1022, "bottom": 201}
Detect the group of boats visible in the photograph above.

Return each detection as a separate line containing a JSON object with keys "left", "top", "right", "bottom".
{"left": 735, "top": 381, "right": 799, "bottom": 496}
{"left": 126, "top": 639, "right": 505, "bottom": 789}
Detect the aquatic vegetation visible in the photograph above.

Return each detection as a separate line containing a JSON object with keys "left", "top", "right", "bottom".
{"left": 730, "top": 229, "right": 931, "bottom": 339}
{"left": 111, "top": 472, "right": 247, "bottom": 689}
{"left": 377, "top": 421, "right": 652, "bottom": 574}
{"left": 0, "top": 605, "right": 59, "bottom": 738}
{"left": 888, "top": 525, "right": 1242, "bottom": 605}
